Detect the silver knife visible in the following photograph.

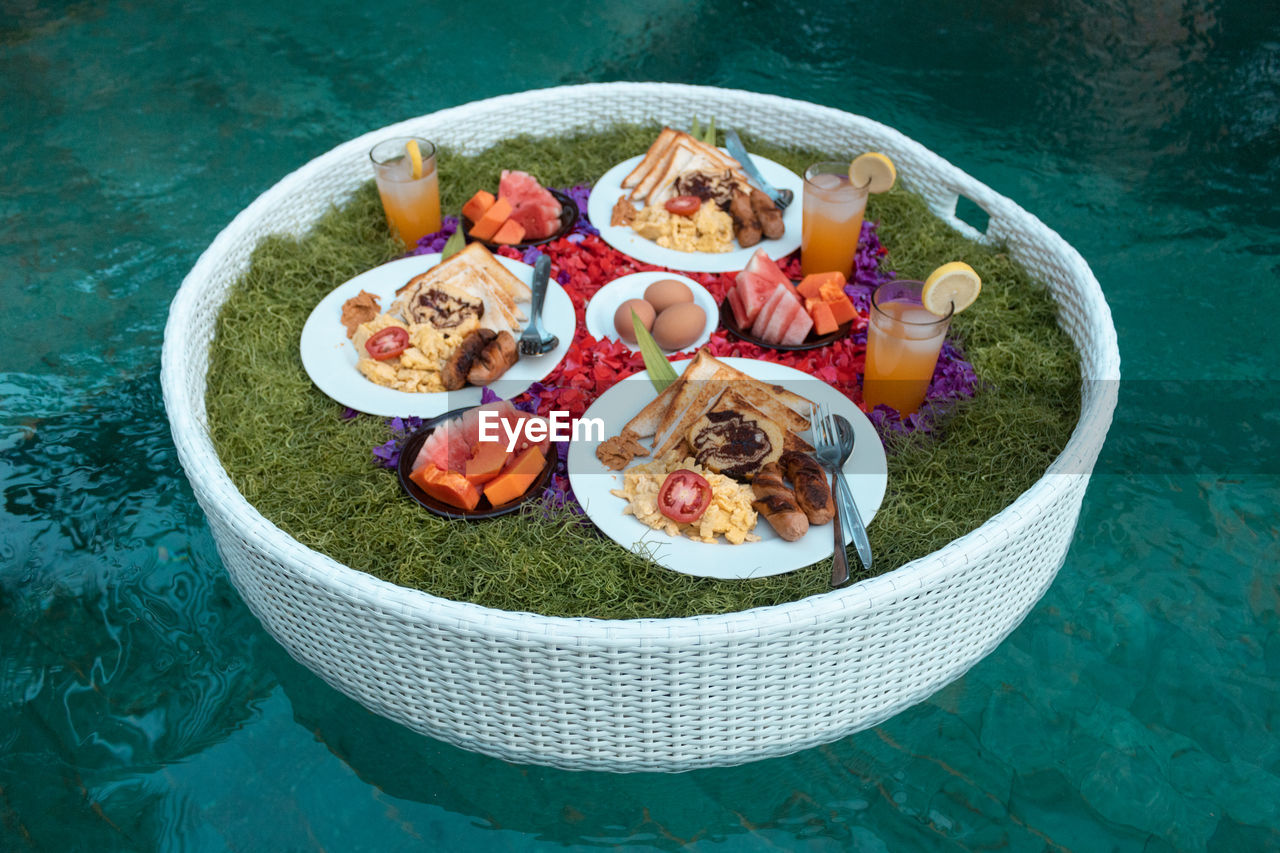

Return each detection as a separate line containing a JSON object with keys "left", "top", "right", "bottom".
{"left": 724, "top": 129, "right": 793, "bottom": 210}
{"left": 833, "top": 415, "right": 872, "bottom": 573}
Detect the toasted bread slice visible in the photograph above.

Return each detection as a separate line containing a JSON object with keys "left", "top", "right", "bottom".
{"left": 651, "top": 370, "right": 815, "bottom": 459}
{"left": 630, "top": 141, "right": 679, "bottom": 202}
{"left": 712, "top": 390, "right": 813, "bottom": 452}
{"left": 640, "top": 140, "right": 698, "bottom": 203}
{"left": 652, "top": 379, "right": 730, "bottom": 459}
{"left": 453, "top": 241, "right": 532, "bottom": 303}
{"left": 649, "top": 149, "right": 722, "bottom": 206}
{"left": 622, "top": 127, "right": 678, "bottom": 190}
{"left": 629, "top": 132, "right": 751, "bottom": 205}
{"left": 421, "top": 257, "right": 520, "bottom": 333}
{"left": 705, "top": 362, "right": 813, "bottom": 430}
{"left": 689, "top": 137, "right": 741, "bottom": 172}
{"left": 623, "top": 350, "right": 816, "bottom": 455}
{"left": 623, "top": 349, "right": 723, "bottom": 438}
{"left": 686, "top": 402, "right": 784, "bottom": 480}
{"left": 392, "top": 276, "right": 484, "bottom": 330}
{"left": 470, "top": 261, "right": 527, "bottom": 323}
{"left": 392, "top": 243, "right": 531, "bottom": 333}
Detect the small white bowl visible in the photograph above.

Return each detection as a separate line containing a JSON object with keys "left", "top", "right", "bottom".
{"left": 584, "top": 272, "right": 719, "bottom": 353}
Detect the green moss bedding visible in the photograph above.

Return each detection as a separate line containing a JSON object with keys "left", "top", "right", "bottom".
{"left": 205, "top": 124, "right": 1080, "bottom": 619}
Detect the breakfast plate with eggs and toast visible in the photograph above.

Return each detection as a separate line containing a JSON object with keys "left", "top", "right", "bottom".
{"left": 300, "top": 244, "right": 574, "bottom": 417}
{"left": 587, "top": 127, "right": 803, "bottom": 273}
{"left": 567, "top": 350, "right": 887, "bottom": 579}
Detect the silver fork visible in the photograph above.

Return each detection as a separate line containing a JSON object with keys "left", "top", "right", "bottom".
{"left": 518, "top": 254, "right": 559, "bottom": 357}
{"left": 811, "top": 402, "right": 850, "bottom": 587}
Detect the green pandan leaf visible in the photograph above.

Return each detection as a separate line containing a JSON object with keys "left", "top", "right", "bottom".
{"left": 702, "top": 116, "right": 716, "bottom": 146}
{"left": 633, "top": 309, "right": 677, "bottom": 392}
{"left": 440, "top": 228, "right": 465, "bottom": 260}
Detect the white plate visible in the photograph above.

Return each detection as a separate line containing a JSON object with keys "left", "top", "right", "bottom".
{"left": 584, "top": 272, "right": 719, "bottom": 353}
{"left": 566, "top": 357, "right": 887, "bottom": 579}
{"left": 300, "top": 254, "right": 574, "bottom": 418}
{"left": 587, "top": 152, "right": 803, "bottom": 272}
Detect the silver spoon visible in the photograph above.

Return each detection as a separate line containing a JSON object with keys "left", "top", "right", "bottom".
{"left": 833, "top": 414, "right": 873, "bottom": 575}
{"left": 518, "top": 254, "right": 558, "bottom": 356}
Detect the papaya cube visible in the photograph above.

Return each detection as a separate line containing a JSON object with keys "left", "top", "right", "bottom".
{"left": 410, "top": 463, "right": 481, "bottom": 511}
{"left": 798, "top": 271, "right": 845, "bottom": 301}
{"left": 807, "top": 300, "right": 839, "bottom": 336}
{"left": 818, "top": 275, "right": 850, "bottom": 304}
{"left": 461, "top": 190, "right": 496, "bottom": 224}
{"left": 482, "top": 446, "right": 545, "bottom": 506}
{"left": 463, "top": 440, "right": 508, "bottom": 485}
{"left": 468, "top": 197, "right": 512, "bottom": 241}
{"left": 826, "top": 292, "right": 857, "bottom": 326}
{"left": 491, "top": 218, "right": 527, "bottom": 245}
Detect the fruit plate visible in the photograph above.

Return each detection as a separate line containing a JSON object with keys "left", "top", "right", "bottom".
{"left": 717, "top": 298, "right": 854, "bottom": 351}
{"left": 566, "top": 357, "right": 887, "bottom": 579}
{"left": 299, "top": 253, "right": 574, "bottom": 418}
{"left": 586, "top": 152, "right": 803, "bottom": 273}
{"left": 397, "top": 408, "right": 559, "bottom": 520}
{"left": 584, "top": 272, "right": 719, "bottom": 353}
{"left": 460, "top": 188, "right": 579, "bottom": 251}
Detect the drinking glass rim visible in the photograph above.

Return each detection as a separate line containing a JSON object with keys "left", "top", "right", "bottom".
{"left": 803, "top": 160, "right": 872, "bottom": 191}
{"left": 871, "top": 280, "right": 954, "bottom": 325}
{"left": 369, "top": 136, "right": 437, "bottom": 167}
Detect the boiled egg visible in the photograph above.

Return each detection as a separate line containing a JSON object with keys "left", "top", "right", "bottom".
{"left": 614, "top": 298, "right": 656, "bottom": 344}
{"left": 651, "top": 302, "right": 706, "bottom": 351}
{"left": 644, "top": 278, "right": 694, "bottom": 314}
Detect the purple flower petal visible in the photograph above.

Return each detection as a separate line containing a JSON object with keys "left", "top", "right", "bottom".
{"left": 409, "top": 216, "right": 460, "bottom": 256}
{"left": 373, "top": 416, "right": 425, "bottom": 469}
{"left": 563, "top": 183, "right": 599, "bottom": 237}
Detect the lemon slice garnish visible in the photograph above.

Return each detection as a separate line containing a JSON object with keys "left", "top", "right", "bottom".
{"left": 406, "top": 139, "right": 423, "bottom": 179}
{"left": 849, "top": 152, "right": 896, "bottom": 193}
{"left": 922, "top": 261, "right": 982, "bottom": 316}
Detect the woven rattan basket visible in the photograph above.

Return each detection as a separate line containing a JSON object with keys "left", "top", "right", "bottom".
{"left": 162, "top": 83, "right": 1119, "bottom": 772}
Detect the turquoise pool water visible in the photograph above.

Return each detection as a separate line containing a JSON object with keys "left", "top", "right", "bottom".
{"left": 3, "top": 1, "right": 1278, "bottom": 850}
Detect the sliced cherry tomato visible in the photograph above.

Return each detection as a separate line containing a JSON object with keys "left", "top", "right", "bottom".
{"left": 657, "top": 469, "right": 712, "bottom": 523}
{"left": 366, "top": 326, "right": 409, "bottom": 361}
{"left": 664, "top": 195, "right": 702, "bottom": 217}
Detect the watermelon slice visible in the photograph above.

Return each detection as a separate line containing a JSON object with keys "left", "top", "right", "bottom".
{"left": 742, "top": 249, "right": 792, "bottom": 293}
{"left": 779, "top": 301, "right": 816, "bottom": 346}
{"left": 726, "top": 285, "right": 751, "bottom": 329}
{"left": 499, "top": 170, "right": 562, "bottom": 240}
{"left": 415, "top": 418, "right": 473, "bottom": 473}
{"left": 737, "top": 271, "right": 780, "bottom": 326}
{"left": 750, "top": 284, "right": 791, "bottom": 339}
{"left": 762, "top": 292, "right": 803, "bottom": 345}
{"left": 416, "top": 400, "right": 518, "bottom": 474}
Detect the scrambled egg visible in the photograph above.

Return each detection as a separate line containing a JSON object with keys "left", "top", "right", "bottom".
{"left": 631, "top": 200, "right": 734, "bottom": 253}
{"left": 611, "top": 452, "right": 759, "bottom": 545}
{"left": 352, "top": 313, "right": 479, "bottom": 393}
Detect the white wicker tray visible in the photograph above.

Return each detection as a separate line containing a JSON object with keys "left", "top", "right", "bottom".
{"left": 161, "top": 83, "right": 1120, "bottom": 772}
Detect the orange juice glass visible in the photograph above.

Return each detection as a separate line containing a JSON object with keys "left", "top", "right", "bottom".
{"left": 800, "top": 161, "right": 870, "bottom": 278}
{"left": 862, "top": 280, "right": 953, "bottom": 415}
{"left": 370, "top": 137, "right": 442, "bottom": 247}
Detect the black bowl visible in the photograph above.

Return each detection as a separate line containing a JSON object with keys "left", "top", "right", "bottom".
{"left": 718, "top": 298, "right": 853, "bottom": 351}
{"left": 460, "top": 188, "right": 579, "bottom": 251}
{"left": 397, "top": 407, "right": 558, "bottom": 520}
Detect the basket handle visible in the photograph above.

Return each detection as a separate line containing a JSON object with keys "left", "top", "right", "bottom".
{"left": 932, "top": 188, "right": 997, "bottom": 244}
